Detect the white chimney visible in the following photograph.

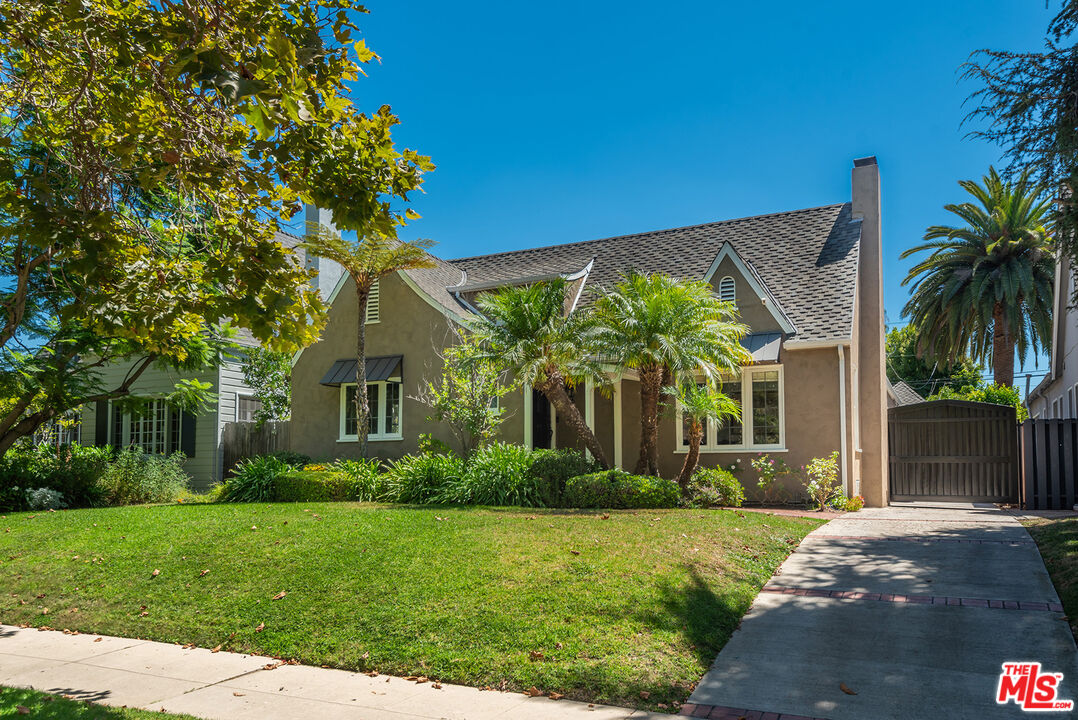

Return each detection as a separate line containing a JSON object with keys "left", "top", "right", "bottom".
{"left": 304, "top": 204, "right": 345, "bottom": 302}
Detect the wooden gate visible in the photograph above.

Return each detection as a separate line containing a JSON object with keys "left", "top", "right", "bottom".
{"left": 1019, "top": 420, "right": 1078, "bottom": 510}
{"left": 888, "top": 400, "right": 1018, "bottom": 502}
{"left": 221, "top": 421, "right": 290, "bottom": 477}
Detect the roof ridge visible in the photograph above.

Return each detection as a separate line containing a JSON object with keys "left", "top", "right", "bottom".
{"left": 448, "top": 202, "right": 849, "bottom": 263}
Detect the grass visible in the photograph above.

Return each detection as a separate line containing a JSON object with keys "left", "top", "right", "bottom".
{"left": 0, "top": 503, "right": 823, "bottom": 711}
{"left": 1022, "top": 516, "right": 1078, "bottom": 640}
{"left": 0, "top": 686, "right": 199, "bottom": 719}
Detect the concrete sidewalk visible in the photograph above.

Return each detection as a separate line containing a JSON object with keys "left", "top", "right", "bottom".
{"left": 0, "top": 624, "right": 660, "bottom": 720}
{"left": 684, "top": 503, "right": 1078, "bottom": 719}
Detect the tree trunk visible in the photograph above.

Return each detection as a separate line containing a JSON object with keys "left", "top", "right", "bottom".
{"left": 355, "top": 283, "right": 371, "bottom": 457}
{"left": 992, "top": 302, "right": 1015, "bottom": 387}
{"left": 634, "top": 364, "right": 662, "bottom": 476}
{"left": 539, "top": 374, "right": 609, "bottom": 469}
{"left": 676, "top": 419, "right": 703, "bottom": 492}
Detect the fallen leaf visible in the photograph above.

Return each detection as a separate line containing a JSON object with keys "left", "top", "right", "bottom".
{"left": 94, "top": 637, "right": 103, "bottom": 643}
{"left": 139, "top": 611, "right": 149, "bottom": 617}
{"left": 569, "top": 549, "right": 580, "bottom": 556}
{"left": 211, "top": 644, "right": 222, "bottom": 653}
{"left": 16, "top": 705, "right": 29, "bottom": 715}
{"left": 432, "top": 683, "right": 442, "bottom": 689}
{"left": 199, "top": 569, "right": 209, "bottom": 577}
{"left": 272, "top": 591, "right": 287, "bottom": 601}
{"left": 840, "top": 682, "right": 857, "bottom": 695}
{"left": 640, "top": 691, "right": 650, "bottom": 700}
{"left": 549, "top": 692, "right": 565, "bottom": 700}
{"left": 151, "top": 569, "right": 160, "bottom": 577}
{"left": 255, "top": 622, "right": 265, "bottom": 632}
{"left": 554, "top": 642, "right": 563, "bottom": 649}
{"left": 601, "top": 514, "right": 610, "bottom": 520}
{"left": 232, "top": 692, "right": 245, "bottom": 697}
{"left": 529, "top": 651, "right": 544, "bottom": 661}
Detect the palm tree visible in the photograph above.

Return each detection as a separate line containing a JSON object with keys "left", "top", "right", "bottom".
{"left": 591, "top": 271, "right": 749, "bottom": 476}
{"left": 303, "top": 226, "right": 436, "bottom": 455}
{"left": 471, "top": 279, "right": 610, "bottom": 467}
{"left": 666, "top": 378, "right": 741, "bottom": 491}
{"left": 901, "top": 168, "right": 1054, "bottom": 386}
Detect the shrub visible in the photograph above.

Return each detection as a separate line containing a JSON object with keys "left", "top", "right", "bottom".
{"left": 750, "top": 453, "right": 792, "bottom": 505}
{"left": 219, "top": 454, "right": 290, "bottom": 503}
{"left": 437, "top": 442, "right": 542, "bottom": 506}
{"left": 383, "top": 453, "right": 464, "bottom": 504}
{"left": 268, "top": 450, "right": 311, "bottom": 468}
{"left": 685, "top": 466, "right": 745, "bottom": 508}
{"left": 274, "top": 470, "right": 354, "bottom": 502}
{"left": 0, "top": 442, "right": 111, "bottom": 509}
{"left": 333, "top": 458, "right": 386, "bottom": 501}
{"left": 96, "top": 447, "right": 189, "bottom": 505}
{"left": 564, "top": 470, "right": 680, "bottom": 509}
{"left": 803, "top": 451, "right": 842, "bottom": 511}
{"left": 24, "top": 487, "right": 67, "bottom": 511}
{"left": 530, "top": 449, "right": 599, "bottom": 507}
{"left": 844, "top": 494, "right": 865, "bottom": 512}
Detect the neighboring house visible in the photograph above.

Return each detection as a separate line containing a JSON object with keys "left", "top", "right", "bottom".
{"left": 290, "top": 157, "right": 891, "bottom": 505}
{"left": 79, "top": 227, "right": 342, "bottom": 489}
{"left": 888, "top": 380, "right": 924, "bottom": 407}
{"left": 1027, "top": 249, "right": 1077, "bottom": 420}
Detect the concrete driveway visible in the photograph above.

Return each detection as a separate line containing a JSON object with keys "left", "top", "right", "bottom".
{"left": 683, "top": 503, "right": 1078, "bottom": 720}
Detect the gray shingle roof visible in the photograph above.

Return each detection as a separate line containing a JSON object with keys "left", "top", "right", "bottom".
{"left": 890, "top": 380, "right": 925, "bottom": 406}
{"left": 449, "top": 203, "right": 861, "bottom": 342}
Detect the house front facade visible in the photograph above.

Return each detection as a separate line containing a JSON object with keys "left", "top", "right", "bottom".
{"left": 290, "top": 157, "right": 890, "bottom": 505}
{"left": 1027, "top": 249, "right": 1078, "bottom": 419}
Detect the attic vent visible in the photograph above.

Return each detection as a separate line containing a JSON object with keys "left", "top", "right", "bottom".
{"left": 718, "top": 276, "right": 736, "bottom": 304}
{"left": 365, "top": 280, "right": 380, "bottom": 323}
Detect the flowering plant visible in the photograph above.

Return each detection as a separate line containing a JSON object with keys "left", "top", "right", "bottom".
{"left": 750, "top": 453, "right": 791, "bottom": 504}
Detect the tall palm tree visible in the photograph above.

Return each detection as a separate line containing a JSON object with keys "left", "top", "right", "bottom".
{"left": 303, "top": 226, "right": 436, "bottom": 455}
{"left": 901, "top": 168, "right": 1055, "bottom": 386}
{"left": 591, "top": 271, "right": 749, "bottom": 476}
{"left": 666, "top": 378, "right": 741, "bottom": 491}
{"left": 471, "top": 279, "right": 610, "bottom": 467}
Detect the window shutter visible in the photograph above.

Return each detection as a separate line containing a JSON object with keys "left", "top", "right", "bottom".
{"left": 180, "top": 411, "right": 197, "bottom": 457}
{"left": 365, "top": 280, "right": 380, "bottom": 323}
{"left": 94, "top": 401, "right": 108, "bottom": 447}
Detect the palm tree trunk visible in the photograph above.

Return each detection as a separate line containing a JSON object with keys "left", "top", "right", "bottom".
{"left": 355, "top": 283, "right": 371, "bottom": 456}
{"left": 635, "top": 364, "right": 662, "bottom": 476}
{"left": 676, "top": 419, "right": 703, "bottom": 491}
{"left": 539, "top": 374, "right": 609, "bottom": 469}
{"left": 992, "top": 302, "right": 1015, "bottom": 387}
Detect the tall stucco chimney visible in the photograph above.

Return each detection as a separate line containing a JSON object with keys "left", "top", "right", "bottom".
{"left": 304, "top": 204, "right": 345, "bottom": 302}
{"left": 851, "top": 156, "right": 888, "bottom": 507}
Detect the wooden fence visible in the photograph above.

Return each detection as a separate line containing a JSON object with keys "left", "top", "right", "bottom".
{"left": 1020, "top": 419, "right": 1078, "bottom": 510}
{"left": 221, "top": 421, "right": 291, "bottom": 476}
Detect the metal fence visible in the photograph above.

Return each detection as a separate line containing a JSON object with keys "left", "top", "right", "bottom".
{"left": 1019, "top": 419, "right": 1078, "bottom": 510}
{"left": 221, "top": 421, "right": 290, "bottom": 476}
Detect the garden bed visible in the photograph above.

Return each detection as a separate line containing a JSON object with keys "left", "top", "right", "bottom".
{"left": 0, "top": 503, "right": 823, "bottom": 711}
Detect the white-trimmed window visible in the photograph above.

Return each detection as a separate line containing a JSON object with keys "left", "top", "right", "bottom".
{"left": 339, "top": 380, "right": 402, "bottom": 441}
{"left": 676, "top": 366, "right": 785, "bottom": 452}
{"left": 112, "top": 400, "right": 181, "bottom": 454}
{"left": 718, "top": 276, "right": 736, "bottom": 304}
{"left": 237, "top": 395, "right": 262, "bottom": 423}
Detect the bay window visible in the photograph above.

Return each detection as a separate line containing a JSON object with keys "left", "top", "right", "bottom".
{"left": 677, "top": 366, "right": 784, "bottom": 451}
{"left": 340, "top": 381, "right": 402, "bottom": 441}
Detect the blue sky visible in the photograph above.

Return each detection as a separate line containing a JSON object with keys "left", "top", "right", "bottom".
{"left": 335, "top": 0, "right": 1054, "bottom": 384}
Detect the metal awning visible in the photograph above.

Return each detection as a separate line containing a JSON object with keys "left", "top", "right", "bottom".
{"left": 740, "top": 333, "right": 782, "bottom": 364}
{"left": 320, "top": 355, "right": 402, "bottom": 386}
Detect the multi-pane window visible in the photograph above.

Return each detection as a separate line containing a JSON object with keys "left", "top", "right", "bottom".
{"left": 237, "top": 395, "right": 262, "bottom": 423}
{"left": 112, "top": 400, "right": 180, "bottom": 454}
{"left": 677, "top": 367, "right": 784, "bottom": 451}
{"left": 341, "top": 381, "right": 402, "bottom": 440}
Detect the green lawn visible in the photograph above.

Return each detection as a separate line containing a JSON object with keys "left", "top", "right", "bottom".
{"left": 0, "top": 503, "right": 822, "bottom": 710}
{"left": 1023, "top": 516, "right": 1078, "bottom": 640}
{"left": 0, "top": 686, "right": 198, "bottom": 719}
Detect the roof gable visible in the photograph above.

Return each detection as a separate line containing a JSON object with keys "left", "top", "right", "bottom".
{"left": 703, "top": 243, "right": 796, "bottom": 335}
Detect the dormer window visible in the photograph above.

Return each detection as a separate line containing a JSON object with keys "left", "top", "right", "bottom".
{"left": 718, "top": 276, "right": 736, "bottom": 304}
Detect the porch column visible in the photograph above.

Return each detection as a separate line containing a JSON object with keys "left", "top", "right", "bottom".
{"left": 584, "top": 376, "right": 595, "bottom": 458}
{"left": 523, "top": 383, "right": 533, "bottom": 450}
{"left": 613, "top": 376, "right": 623, "bottom": 469}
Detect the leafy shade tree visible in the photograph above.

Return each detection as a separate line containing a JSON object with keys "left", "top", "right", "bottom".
{"left": 591, "top": 271, "right": 750, "bottom": 476}
{"left": 472, "top": 279, "right": 610, "bottom": 468}
{"left": 0, "top": 0, "right": 432, "bottom": 453}
{"left": 929, "top": 383, "right": 1030, "bottom": 422}
{"left": 901, "top": 168, "right": 1055, "bottom": 387}
{"left": 303, "top": 229, "right": 435, "bottom": 455}
{"left": 413, "top": 330, "right": 514, "bottom": 457}
{"left": 665, "top": 379, "right": 741, "bottom": 491}
{"left": 963, "top": 2, "right": 1078, "bottom": 264}
{"left": 240, "top": 348, "right": 292, "bottom": 427}
{"left": 885, "top": 325, "right": 984, "bottom": 397}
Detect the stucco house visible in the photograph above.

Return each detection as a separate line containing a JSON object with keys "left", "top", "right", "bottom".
{"left": 289, "top": 157, "right": 890, "bottom": 505}
{"left": 78, "top": 221, "right": 343, "bottom": 488}
{"left": 1027, "top": 249, "right": 1077, "bottom": 419}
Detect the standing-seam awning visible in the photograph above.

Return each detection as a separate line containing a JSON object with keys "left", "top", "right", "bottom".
{"left": 320, "top": 355, "right": 402, "bottom": 386}
{"left": 740, "top": 333, "right": 783, "bottom": 364}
